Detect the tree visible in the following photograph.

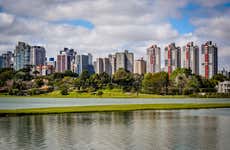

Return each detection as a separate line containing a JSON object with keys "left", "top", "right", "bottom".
{"left": 211, "top": 74, "right": 228, "bottom": 86}
{"left": 132, "top": 74, "right": 143, "bottom": 96}
{"left": 74, "top": 78, "right": 81, "bottom": 90}
{"left": 170, "top": 68, "right": 192, "bottom": 80}
{"left": 184, "top": 75, "right": 200, "bottom": 95}
{"left": 33, "top": 70, "right": 40, "bottom": 78}
{"left": 170, "top": 68, "right": 192, "bottom": 95}
{"left": 80, "top": 70, "right": 90, "bottom": 89}
{"left": 35, "top": 78, "right": 44, "bottom": 88}
{"left": 52, "top": 72, "right": 64, "bottom": 79}
{"left": 99, "top": 72, "right": 110, "bottom": 87}
{"left": 64, "top": 70, "right": 78, "bottom": 77}
{"left": 142, "top": 72, "right": 169, "bottom": 94}
{"left": 60, "top": 86, "right": 69, "bottom": 95}
{"left": 0, "top": 69, "right": 14, "bottom": 86}
{"left": 113, "top": 68, "right": 134, "bottom": 92}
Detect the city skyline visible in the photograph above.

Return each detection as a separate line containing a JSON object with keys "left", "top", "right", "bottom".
{"left": 0, "top": 0, "right": 229, "bottom": 69}
{"left": 1, "top": 40, "right": 223, "bottom": 79}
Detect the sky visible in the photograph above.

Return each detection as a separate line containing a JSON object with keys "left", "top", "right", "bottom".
{"left": 0, "top": 0, "right": 229, "bottom": 69}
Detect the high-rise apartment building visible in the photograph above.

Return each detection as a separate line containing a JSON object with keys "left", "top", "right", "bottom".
{"left": 134, "top": 58, "right": 146, "bottom": 75}
{"left": 14, "top": 41, "right": 31, "bottom": 70}
{"left": 31, "top": 46, "right": 46, "bottom": 66}
{"left": 95, "top": 57, "right": 111, "bottom": 75}
{"left": 108, "top": 54, "right": 116, "bottom": 75}
{"left": 146, "top": 45, "right": 161, "bottom": 73}
{"left": 56, "top": 48, "right": 76, "bottom": 73}
{"left": 201, "top": 41, "right": 218, "bottom": 79}
{"left": 0, "top": 56, "right": 2, "bottom": 69}
{"left": 165, "top": 43, "right": 181, "bottom": 76}
{"left": 74, "top": 53, "right": 94, "bottom": 75}
{"left": 103, "top": 58, "right": 111, "bottom": 75}
{"left": 115, "top": 50, "right": 134, "bottom": 72}
{"left": 95, "top": 58, "right": 104, "bottom": 74}
{"left": 56, "top": 54, "right": 67, "bottom": 73}
{"left": 182, "top": 42, "right": 199, "bottom": 75}
{"left": 1, "top": 51, "right": 14, "bottom": 68}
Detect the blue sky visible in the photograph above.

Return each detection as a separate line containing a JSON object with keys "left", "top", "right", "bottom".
{"left": 0, "top": 0, "right": 229, "bottom": 68}
{"left": 53, "top": 19, "right": 95, "bottom": 29}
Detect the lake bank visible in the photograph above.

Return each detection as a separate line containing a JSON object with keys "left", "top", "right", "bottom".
{"left": 1, "top": 89, "right": 229, "bottom": 98}
{"left": 1, "top": 103, "right": 230, "bottom": 116}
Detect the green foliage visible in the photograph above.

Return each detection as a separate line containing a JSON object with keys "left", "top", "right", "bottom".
{"left": 142, "top": 72, "right": 169, "bottom": 94}
{"left": 99, "top": 72, "right": 110, "bottom": 86}
{"left": 8, "top": 88, "right": 19, "bottom": 95}
{"left": 113, "top": 68, "right": 134, "bottom": 92}
{"left": 64, "top": 70, "right": 78, "bottom": 77}
{"left": 60, "top": 87, "right": 69, "bottom": 95}
{"left": 35, "top": 78, "right": 44, "bottom": 88}
{"left": 52, "top": 72, "right": 64, "bottom": 79}
{"left": 96, "top": 90, "right": 103, "bottom": 96}
{"left": 32, "top": 70, "right": 40, "bottom": 77}
{"left": 0, "top": 68, "right": 14, "bottom": 86}
{"left": 28, "top": 88, "right": 41, "bottom": 95}
{"left": 80, "top": 70, "right": 90, "bottom": 89}
{"left": 170, "top": 68, "right": 192, "bottom": 80}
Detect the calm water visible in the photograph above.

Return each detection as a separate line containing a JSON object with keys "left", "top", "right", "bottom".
{"left": 0, "top": 109, "right": 230, "bottom": 150}
{"left": 0, "top": 98, "right": 230, "bottom": 109}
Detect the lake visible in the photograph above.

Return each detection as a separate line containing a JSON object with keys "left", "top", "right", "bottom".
{"left": 0, "top": 109, "right": 230, "bottom": 150}
{"left": 0, "top": 97, "right": 230, "bottom": 109}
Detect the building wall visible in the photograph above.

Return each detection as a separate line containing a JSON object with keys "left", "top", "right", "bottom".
{"left": 218, "top": 81, "right": 230, "bottom": 93}
{"left": 74, "top": 54, "right": 94, "bottom": 75}
{"left": 165, "top": 43, "right": 181, "bottom": 76}
{"left": 182, "top": 42, "right": 199, "bottom": 75}
{"left": 115, "top": 50, "right": 134, "bottom": 72}
{"left": 126, "top": 51, "right": 134, "bottom": 72}
{"left": 108, "top": 54, "right": 116, "bottom": 75}
{"left": 1, "top": 51, "right": 13, "bottom": 68}
{"left": 134, "top": 58, "right": 146, "bottom": 75}
{"left": 31, "top": 46, "right": 46, "bottom": 66}
{"left": 56, "top": 54, "right": 67, "bottom": 73}
{"left": 201, "top": 41, "right": 218, "bottom": 79}
{"left": 0, "top": 56, "right": 2, "bottom": 69}
{"left": 96, "top": 58, "right": 104, "bottom": 74}
{"left": 14, "top": 41, "right": 31, "bottom": 70}
{"left": 146, "top": 45, "right": 161, "bottom": 73}
{"left": 116, "top": 52, "right": 125, "bottom": 71}
{"left": 103, "top": 58, "right": 111, "bottom": 75}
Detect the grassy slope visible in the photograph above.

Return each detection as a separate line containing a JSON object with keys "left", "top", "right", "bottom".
{"left": 1, "top": 103, "right": 230, "bottom": 115}
{"left": 0, "top": 89, "right": 188, "bottom": 98}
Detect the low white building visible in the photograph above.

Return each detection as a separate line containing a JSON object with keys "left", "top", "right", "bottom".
{"left": 218, "top": 81, "right": 230, "bottom": 93}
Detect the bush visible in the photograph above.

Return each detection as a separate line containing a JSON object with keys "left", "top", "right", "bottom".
{"left": 8, "top": 88, "right": 19, "bottom": 95}
{"left": 61, "top": 88, "right": 69, "bottom": 95}
{"left": 28, "top": 88, "right": 40, "bottom": 95}
{"left": 97, "top": 90, "right": 103, "bottom": 96}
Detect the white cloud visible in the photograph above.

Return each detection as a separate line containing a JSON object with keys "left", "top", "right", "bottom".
{"left": 0, "top": 0, "right": 229, "bottom": 68}
{"left": 0, "top": 12, "right": 14, "bottom": 28}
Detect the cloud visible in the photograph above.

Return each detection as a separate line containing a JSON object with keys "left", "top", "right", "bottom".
{"left": 0, "top": 0, "right": 229, "bottom": 68}
{"left": 0, "top": 12, "right": 14, "bottom": 28}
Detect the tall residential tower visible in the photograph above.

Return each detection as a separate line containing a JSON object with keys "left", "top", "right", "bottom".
{"left": 146, "top": 45, "right": 161, "bottom": 73}
{"left": 115, "top": 50, "right": 134, "bottom": 72}
{"left": 14, "top": 42, "right": 31, "bottom": 70}
{"left": 201, "top": 41, "right": 218, "bottom": 79}
{"left": 182, "top": 42, "right": 199, "bottom": 75}
{"left": 165, "top": 43, "right": 181, "bottom": 76}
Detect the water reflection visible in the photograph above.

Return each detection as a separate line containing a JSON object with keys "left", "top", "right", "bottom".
{"left": 0, "top": 109, "right": 230, "bottom": 150}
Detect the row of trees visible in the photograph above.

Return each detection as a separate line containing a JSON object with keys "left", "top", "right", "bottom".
{"left": 0, "top": 67, "right": 228, "bottom": 96}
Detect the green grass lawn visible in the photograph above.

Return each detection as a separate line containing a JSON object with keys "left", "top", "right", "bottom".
{"left": 1, "top": 89, "right": 187, "bottom": 98}
{"left": 1, "top": 103, "right": 230, "bottom": 115}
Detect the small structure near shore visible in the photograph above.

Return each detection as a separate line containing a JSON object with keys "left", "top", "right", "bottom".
{"left": 218, "top": 81, "right": 230, "bottom": 93}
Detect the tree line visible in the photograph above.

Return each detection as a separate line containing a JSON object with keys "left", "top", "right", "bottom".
{"left": 0, "top": 66, "right": 229, "bottom": 96}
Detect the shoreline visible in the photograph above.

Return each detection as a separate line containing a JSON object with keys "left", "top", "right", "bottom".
{"left": 1, "top": 103, "right": 230, "bottom": 116}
